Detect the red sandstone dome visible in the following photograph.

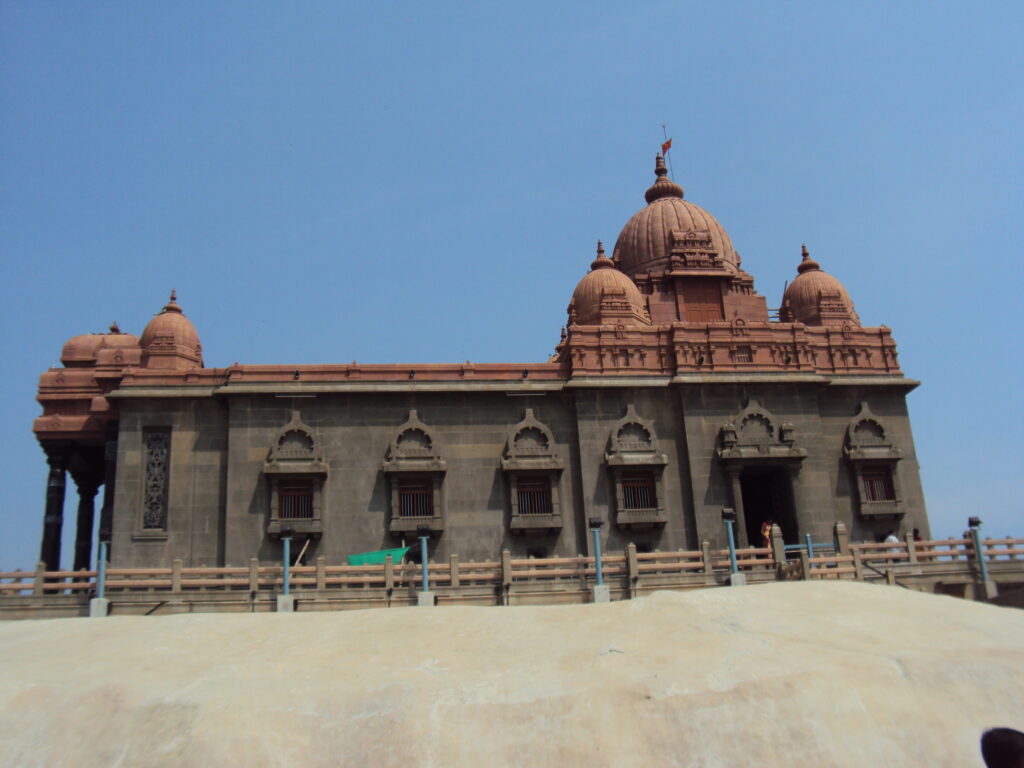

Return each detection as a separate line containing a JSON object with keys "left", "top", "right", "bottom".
{"left": 60, "top": 324, "right": 140, "bottom": 367}
{"left": 780, "top": 246, "right": 860, "bottom": 327}
{"left": 569, "top": 242, "right": 651, "bottom": 326}
{"left": 140, "top": 291, "right": 203, "bottom": 369}
{"left": 613, "top": 155, "right": 739, "bottom": 277}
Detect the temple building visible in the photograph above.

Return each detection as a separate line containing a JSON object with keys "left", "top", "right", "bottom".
{"left": 33, "top": 156, "right": 928, "bottom": 570}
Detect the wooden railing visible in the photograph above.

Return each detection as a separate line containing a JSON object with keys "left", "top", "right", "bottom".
{"left": 802, "top": 537, "right": 1024, "bottom": 581}
{"left": 2, "top": 533, "right": 1021, "bottom": 615}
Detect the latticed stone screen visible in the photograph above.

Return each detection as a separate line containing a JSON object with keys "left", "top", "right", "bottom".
{"left": 143, "top": 429, "right": 170, "bottom": 529}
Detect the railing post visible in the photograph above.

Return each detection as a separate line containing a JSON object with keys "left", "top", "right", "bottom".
{"left": 89, "top": 543, "right": 110, "bottom": 618}
{"left": 282, "top": 536, "right": 291, "bottom": 596}
{"left": 799, "top": 551, "right": 811, "bottom": 580}
{"left": 701, "top": 541, "right": 713, "bottom": 574}
{"left": 805, "top": 533, "right": 814, "bottom": 560}
{"left": 626, "top": 543, "right": 638, "bottom": 599}
{"left": 384, "top": 554, "right": 395, "bottom": 593}
{"left": 592, "top": 528, "right": 604, "bottom": 586}
{"left": 853, "top": 549, "right": 864, "bottom": 580}
{"left": 904, "top": 532, "right": 918, "bottom": 564}
{"left": 277, "top": 534, "right": 295, "bottom": 612}
{"left": 316, "top": 556, "right": 326, "bottom": 593}
{"left": 770, "top": 524, "right": 786, "bottom": 565}
{"left": 249, "top": 557, "right": 259, "bottom": 593}
{"left": 96, "top": 542, "right": 108, "bottom": 599}
{"left": 418, "top": 535, "right": 430, "bottom": 593}
{"left": 449, "top": 554, "right": 460, "bottom": 588}
{"left": 33, "top": 562, "right": 46, "bottom": 597}
{"left": 501, "top": 549, "right": 512, "bottom": 606}
{"left": 968, "top": 518, "right": 997, "bottom": 601}
{"left": 721, "top": 508, "right": 745, "bottom": 587}
{"left": 171, "top": 558, "right": 183, "bottom": 594}
{"left": 833, "top": 521, "right": 849, "bottom": 556}
{"left": 969, "top": 526, "right": 990, "bottom": 584}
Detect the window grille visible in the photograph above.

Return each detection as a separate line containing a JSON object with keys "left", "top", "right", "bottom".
{"left": 398, "top": 479, "right": 434, "bottom": 518}
{"left": 862, "top": 469, "right": 895, "bottom": 502}
{"left": 733, "top": 345, "right": 753, "bottom": 363}
{"left": 517, "top": 477, "right": 552, "bottom": 515}
{"left": 622, "top": 472, "right": 656, "bottom": 510}
{"left": 279, "top": 483, "right": 314, "bottom": 519}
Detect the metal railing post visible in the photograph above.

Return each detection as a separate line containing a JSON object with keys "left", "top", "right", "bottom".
{"left": 805, "top": 533, "right": 815, "bottom": 560}
{"left": 591, "top": 526, "right": 604, "bottom": 586}
{"left": 725, "top": 520, "right": 739, "bottom": 574}
{"left": 419, "top": 535, "right": 430, "bottom": 592}
{"left": 97, "top": 540, "right": 108, "bottom": 600}
{"left": 282, "top": 536, "right": 291, "bottom": 596}
{"left": 970, "top": 522, "right": 990, "bottom": 584}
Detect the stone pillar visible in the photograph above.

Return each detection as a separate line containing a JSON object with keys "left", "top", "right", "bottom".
{"left": 39, "top": 450, "right": 69, "bottom": 570}
{"left": 72, "top": 475, "right": 100, "bottom": 572}
{"left": 725, "top": 467, "right": 749, "bottom": 547}
{"left": 786, "top": 464, "right": 803, "bottom": 541}
{"left": 98, "top": 434, "right": 118, "bottom": 554}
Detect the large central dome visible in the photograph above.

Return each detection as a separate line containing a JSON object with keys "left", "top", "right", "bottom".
{"left": 613, "top": 156, "right": 739, "bottom": 277}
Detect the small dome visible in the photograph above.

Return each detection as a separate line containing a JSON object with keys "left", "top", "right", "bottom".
{"left": 613, "top": 155, "right": 739, "bottom": 277}
{"left": 569, "top": 242, "right": 651, "bottom": 326}
{"left": 61, "top": 324, "right": 140, "bottom": 367}
{"left": 140, "top": 291, "right": 203, "bottom": 369}
{"left": 781, "top": 246, "right": 860, "bottom": 327}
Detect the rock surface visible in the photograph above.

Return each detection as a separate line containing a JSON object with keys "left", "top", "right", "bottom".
{"left": 0, "top": 582, "right": 1022, "bottom": 767}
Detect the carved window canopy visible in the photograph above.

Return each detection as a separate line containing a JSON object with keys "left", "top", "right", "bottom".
{"left": 383, "top": 411, "right": 446, "bottom": 534}
{"left": 717, "top": 400, "right": 807, "bottom": 468}
{"left": 605, "top": 405, "right": 668, "bottom": 527}
{"left": 844, "top": 402, "right": 904, "bottom": 518}
{"left": 263, "top": 411, "right": 326, "bottom": 538}
{"left": 502, "top": 409, "right": 564, "bottom": 533}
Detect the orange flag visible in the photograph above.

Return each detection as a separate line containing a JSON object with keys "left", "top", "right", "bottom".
{"left": 661, "top": 138, "right": 672, "bottom": 155}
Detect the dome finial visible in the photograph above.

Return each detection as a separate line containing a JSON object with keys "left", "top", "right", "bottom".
{"left": 591, "top": 239, "right": 613, "bottom": 270}
{"left": 797, "top": 244, "right": 820, "bottom": 274}
{"left": 109, "top": 321, "right": 121, "bottom": 334}
{"left": 645, "top": 154, "right": 684, "bottom": 203}
{"left": 162, "top": 289, "right": 184, "bottom": 314}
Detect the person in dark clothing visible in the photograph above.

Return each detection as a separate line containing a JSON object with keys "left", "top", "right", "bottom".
{"left": 981, "top": 728, "right": 1024, "bottom": 768}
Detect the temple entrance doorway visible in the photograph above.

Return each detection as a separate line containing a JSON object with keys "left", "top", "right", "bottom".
{"left": 740, "top": 467, "right": 797, "bottom": 546}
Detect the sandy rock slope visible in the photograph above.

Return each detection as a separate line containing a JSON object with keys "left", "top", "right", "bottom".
{"left": 0, "top": 581, "right": 1021, "bottom": 768}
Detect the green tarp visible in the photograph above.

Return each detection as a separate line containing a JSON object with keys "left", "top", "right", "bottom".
{"left": 346, "top": 547, "right": 411, "bottom": 566}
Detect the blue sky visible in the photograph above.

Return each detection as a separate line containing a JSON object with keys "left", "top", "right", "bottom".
{"left": 1, "top": 1, "right": 1021, "bottom": 569}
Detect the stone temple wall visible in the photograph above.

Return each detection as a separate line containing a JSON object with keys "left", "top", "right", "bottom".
{"left": 109, "top": 379, "right": 927, "bottom": 569}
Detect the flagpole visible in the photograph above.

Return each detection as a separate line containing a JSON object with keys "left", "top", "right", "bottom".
{"left": 662, "top": 124, "right": 676, "bottom": 180}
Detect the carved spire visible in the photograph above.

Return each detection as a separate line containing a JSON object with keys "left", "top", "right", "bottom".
{"left": 644, "top": 154, "right": 684, "bottom": 204}
{"left": 797, "top": 243, "right": 821, "bottom": 274}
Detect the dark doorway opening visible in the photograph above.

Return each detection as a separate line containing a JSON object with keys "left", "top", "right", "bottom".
{"left": 739, "top": 468, "right": 797, "bottom": 545}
